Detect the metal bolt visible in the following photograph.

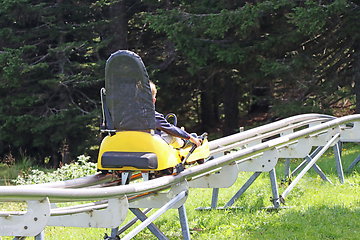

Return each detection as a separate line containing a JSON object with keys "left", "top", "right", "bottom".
{"left": 34, "top": 217, "right": 38, "bottom": 221}
{"left": 24, "top": 226, "right": 28, "bottom": 230}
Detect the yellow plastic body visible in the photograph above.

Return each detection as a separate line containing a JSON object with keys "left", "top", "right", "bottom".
{"left": 97, "top": 131, "right": 210, "bottom": 171}
{"left": 97, "top": 131, "right": 180, "bottom": 171}
{"left": 179, "top": 139, "right": 210, "bottom": 163}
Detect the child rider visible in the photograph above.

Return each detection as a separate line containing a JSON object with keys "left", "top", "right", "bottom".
{"left": 150, "top": 81, "right": 201, "bottom": 148}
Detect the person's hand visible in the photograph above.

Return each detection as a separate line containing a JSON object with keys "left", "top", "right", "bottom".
{"left": 189, "top": 135, "right": 202, "bottom": 147}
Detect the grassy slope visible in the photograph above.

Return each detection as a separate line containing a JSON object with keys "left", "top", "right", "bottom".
{"left": 2, "top": 143, "right": 360, "bottom": 239}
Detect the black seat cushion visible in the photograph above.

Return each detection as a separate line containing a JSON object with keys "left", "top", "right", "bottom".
{"left": 101, "top": 152, "right": 158, "bottom": 169}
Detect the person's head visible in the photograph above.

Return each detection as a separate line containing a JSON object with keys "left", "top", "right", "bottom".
{"left": 149, "top": 81, "right": 157, "bottom": 104}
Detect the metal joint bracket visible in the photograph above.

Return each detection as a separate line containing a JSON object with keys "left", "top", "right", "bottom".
{"left": 237, "top": 148, "right": 279, "bottom": 172}
{"left": 0, "top": 198, "right": 50, "bottom": 237}
{"left": 270, "top": 195, "right": 285, "bottom": 205}
{"left": 188, "top": 163, "right": 239, "bottom": 188}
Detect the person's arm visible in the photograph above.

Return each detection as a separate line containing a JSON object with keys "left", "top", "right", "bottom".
{"left": 189, "top": 134, "right": 201, "bottom": 147}
{"left": 155, "top": 112, "right": 202, "bottom": 147}
{"left": 155, "top": 112, "right": 190, "bottom": 139}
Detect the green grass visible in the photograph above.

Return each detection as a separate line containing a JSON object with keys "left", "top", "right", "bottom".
{"left": 2, "top": 143, "right": 360, "bottom": 239}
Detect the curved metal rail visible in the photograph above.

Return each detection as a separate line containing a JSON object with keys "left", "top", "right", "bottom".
{"left": 2, "top": 113, "right": 360, "bottom": 239}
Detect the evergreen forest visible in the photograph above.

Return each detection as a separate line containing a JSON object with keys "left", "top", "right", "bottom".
{"left": 0, "top": 0, "right": 359, "bottom": 168}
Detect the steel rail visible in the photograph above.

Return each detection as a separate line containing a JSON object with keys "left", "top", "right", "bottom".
{"left": 3, "top": 114, "right": 335, "bottom": 196}
{"left": 208, "top": 113, "right": 335, "bottom": 149}
{"left": 26, "top": 114, "right": 332, "bottom": 189}
{"left": 0, "top": 114, "right": 358, "bottom": 203}
{"left": 50, "top": 201, "right": 109, "bottom": 216}
{"left": 209, "top": 117, "right": 333, "bottom": 155}
{"left": 0, "top": 191, "right": 162, "bottom": 218}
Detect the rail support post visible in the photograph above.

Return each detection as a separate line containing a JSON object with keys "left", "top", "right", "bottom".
{"left": 284, "top": 158, "right": 291, "bottom": 178}
{"left": 223, "top": 172, "right": 261, "bottom": 209}
{"left": 305, "top": 155, "right": 332, "bottom": 183}
{"left": 347, "top": 153, "right": 360, "bottom": 172}
{"left": 281, "top": 133, "right": 340, "bottom": 200}
{"left": 269, "top": 168, "right": 280, "bottom": 208}
{"left": 35, "top": 231, "right": 45, "bottom": 240}
{"left": 110, "top": 227, "right": 119, "bottom": 239}
{"left": 128, "top": 208, "right": 167, "bottom": 240}
{"left": 333, "top": 141, "right": 345, "bottom": 184}
{"left": 122, "top": 191, "right": 188, "bottom": 240}
{"left": 211, "top": 188, "right": 219, "bottom": 209}
{"left": 178, "top": 204, "right": 191, "bottom": 240}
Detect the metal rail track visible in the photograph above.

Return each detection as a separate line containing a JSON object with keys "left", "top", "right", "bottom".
{"left": 2, "top": 113, "right": 360, "bottom": 239}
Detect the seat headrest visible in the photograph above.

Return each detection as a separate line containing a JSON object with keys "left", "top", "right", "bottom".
{"left": 105, "top": 50, "right": 155, "bottom": 131}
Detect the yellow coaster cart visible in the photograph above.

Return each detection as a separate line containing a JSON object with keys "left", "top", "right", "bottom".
{"left": 97, "top": 50, "right": 209, "bottom": 182}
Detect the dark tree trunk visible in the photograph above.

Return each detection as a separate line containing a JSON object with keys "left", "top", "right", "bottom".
{"left": 223, "top": 76, "right": 239, "bottom": 136}
{"left": 49, "top": 146, "right": 61, "bottom": 168}
{"left": 248, "top": 86, "right": 270, "bottom": 114}
{"left": 200, "top": 76, "right": 215, "bottom": 132}
{"left": 213, "top": 76, "right": 220, "bottom": 125}
{"left": 107, "top": 0, "right": 128, "bottom": 55}
{"left": 354, "top": 41, "right": 360, "bottom": 114}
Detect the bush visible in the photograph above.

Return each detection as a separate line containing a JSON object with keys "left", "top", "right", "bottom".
{"left": 12, "top": 155, "right": 98, "bottom": 185}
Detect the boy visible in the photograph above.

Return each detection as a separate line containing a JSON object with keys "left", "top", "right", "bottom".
{"left": 150, "top": 81, "right": 201, "bottom": 148}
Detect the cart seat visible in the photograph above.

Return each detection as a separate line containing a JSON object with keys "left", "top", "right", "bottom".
{"left": 101, "top": 152, "right": 158, "bottom": 169}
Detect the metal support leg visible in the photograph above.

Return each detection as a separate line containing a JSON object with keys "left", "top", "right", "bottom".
{"left": 110, "top": 227, "right": 119, "bottom": 239}
{"left": 338, "top": 141, "right": 342, "bottom": 155}
{"left": 291, "top": 146, "right": 324, "bottom": 177}
{"left": 121, "top": 171, "right": 132, "bottom": 185}
{"left": 223, "top": 172, "right": 261, "bottom": 208}
{"left": 305, "top": 155, "right": 332, "bottom": 183}
{"left": 123, "top": 191, "right": 187, "bottom": 240}
{"left": 282, "top": 133, "right": 340, "bottom": 199}
{"left": 129, "top": 208, "right": 167, "bottom": 240}
{"left": 347, "top": 153, "right": 360, "bottom": 172}
{"left": 311, "top": 146, "right": 324, "bottom": 157}
{"left": 284, "top": 158, "right": 291, "bottom": 178}
{"left": 333, "top": 142, "right": 345, "bottom": 184}
{"left": 210, "top": 169, "right": 221, "bottom": 209}
{"left": 35, "top": 231, "right": 45, "bottom": 240}
{"left": 117, "top": 208, "right": 152, "bottom": 236}
{"left": 211, "top": 188, "right": 219, "bottom": 209}
{"left": 290, "top": 159, "right": 307, "bottom": 177}
{"left": 269, "top": 169, "right": 280, "bottom": 208}
{"left": 178, "top": 204, "right": 191, "bottom": 240}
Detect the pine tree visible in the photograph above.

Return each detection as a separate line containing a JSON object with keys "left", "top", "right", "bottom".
{"left": 0, "top": 0, "right": 111, "bottom": 166}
